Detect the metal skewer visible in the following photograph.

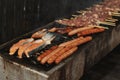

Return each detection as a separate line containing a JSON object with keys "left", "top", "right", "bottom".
{"left": 63, "top": 18, "right": 69, "bottom": 20}
{"left": 76, "top": 10, "right": 86, "bottom": 14}
{"left": 72, "top": 15, "right": 78, "bottom": 17}
{"left": 97, "top": 21, "right": 116, "bottom": 26}
{"left": 105, "top": 19, "right": 117, "bottom": 23}
{"left": 106, "top": 18, "right": 118, "bottom": 21}
{"left": 94, "top": 25, "right": 109, "bottom": 29}
{"left": 112, "top": 14, "right": 120, "bottom": 17}
{"left": 112, "top": 12, "right": 120, "bottom": 15}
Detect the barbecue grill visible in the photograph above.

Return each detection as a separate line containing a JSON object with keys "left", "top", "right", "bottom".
{"left": 0, "top": 0, "right": 120, "bottom": 80}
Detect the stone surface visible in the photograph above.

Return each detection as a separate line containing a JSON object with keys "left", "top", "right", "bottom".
{"left": 81, "top": 45, "right": 120, "bottom": 80}
{"left": 84, "top": 23, "right": 120, "bottom": 72}
{"left": 0, "top": 48, "right": 85, "bottom": 80}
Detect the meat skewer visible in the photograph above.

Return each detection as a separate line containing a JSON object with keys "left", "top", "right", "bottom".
{"left": 9, "top": 38, "right": 34, "bottom": 55}
{"left": 77, "top": 28, "right": 105, "bottom": 36}
{"left": 55, "top": 0, "right": 120, "bottom": 27}
{"left": 55, "top": 47, "right": 78, "bottom": 64}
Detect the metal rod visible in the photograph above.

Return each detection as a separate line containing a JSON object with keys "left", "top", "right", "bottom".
{"left": 105, "top": 19, "right": 117, "bottom": 23}
{"left": 72, "top": 15, "right": 78, "bottom": 17}
{"left": 112, "top": 12, "right": 120, "bottom": 15}
{"left": 97, "top": 21, "right": 116, "bottom": 26}
{"left": 106, "top": 18, "right": 118, "bottom": 21}
{"left": 63, "top": 18, "right": 69, "bottom": 20}
{"left": 94, "top": 25, "right": 109, "bottom": 29}
{"left": 76, "top": 10, "right": 86, "bottom": 14}
{"left": 112, "top": 14, "right": 120, "bottom": 17}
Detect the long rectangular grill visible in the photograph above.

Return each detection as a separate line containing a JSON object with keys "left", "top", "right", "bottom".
{"left": 0, "top": 0, "right": 120, "bottom": 80}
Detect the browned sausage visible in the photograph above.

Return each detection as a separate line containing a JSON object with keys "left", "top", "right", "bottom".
{"left": 37, "top": 46, "right": 58, "bottom": 61}
{"left": 59, "top": 37, "right": 84, "bottom": 47}
{"left": 68, "top": 26, "right": 95, "bottom": 36}
{"left": 47, "top": 46, "right": 73, "bottom": 64}
{"left": 55, "top": 47, "right": 78, "bottom": 64}
{"left": 67, "top": 36, "right": 92, "bottom": 47}
{"left": 41, "top": 46, "right": 64, "bottom": 64}
{"left": 77, "top": 28, "right": 105, "bottom": 36}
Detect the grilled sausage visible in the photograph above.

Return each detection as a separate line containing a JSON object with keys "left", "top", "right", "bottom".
{"left": 59, "top": 37, "right": 84, "bottom": 47}
{"left": 31, "top": 29, "right": 47, "bottom": 39}
{"left": 77, "top": 28, "right": 105, "bottom": 36}
{"left": 37, "top": 46, "right": 58, "bottom": 61}
{"left": 67, "top": 36, "right": 92, "bottom": 47}
{"left": 55, "top": 47, "right": 78, "bottom": 64}
{"left": 48, "top": 27, "right": 57, "bottom": 32}
{"left": 47, "top": 46, "right": 73, "bottom": 64}
{"left": 68, "top": 26, "right": 95, "bottom": 36}
{"left": 41, "top": 47, "right": 64, "bottom": 64}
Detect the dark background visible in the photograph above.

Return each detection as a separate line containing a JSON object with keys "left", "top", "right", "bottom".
{"left": 0, "top": 0, "right": 102, "bottom": 44}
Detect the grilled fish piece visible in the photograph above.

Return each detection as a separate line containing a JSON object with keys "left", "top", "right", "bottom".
{"left": 48, "top": 27, "right": 58, "bottom": 32}
{"left": 31, "top": 29, "right": 47, "bottom": 39}
{"left": 24, "top": 39, "right": 45, "bottom": 58}
{"left": 9, "top": 38, "right": 34, "bottom": 55}
{"left": 24, "top": 33, "right": 56, "bottom": 58}
{"left": 18, "top": 42, "right": 33, "bottom": 58}
{"left": 31, "top": 28, "right": 57, "bottom": 39}
{"left": 42, "top": 32, "right": 56, "bottom": 45}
